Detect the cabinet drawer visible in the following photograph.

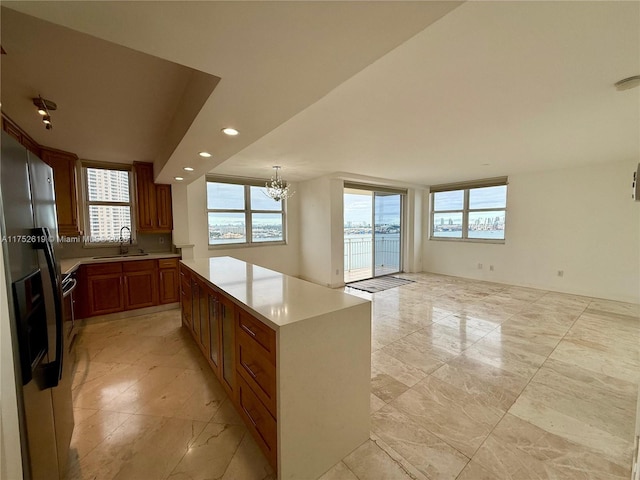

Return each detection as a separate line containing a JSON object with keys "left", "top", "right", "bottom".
{"left": 179, "top": 265, "right": 191, "bottom": 279}
{"left": 158, "top": 258, "right": 178, "bottom": 269}
{"left": 85, "top": 262, "right": 122, "bottom": 276}
{"left": 237, "top": 310, "right": 276, "bottom": 363}
{"left": 237, "top": 332, "right": 276, "bottom": 417}
{"left": 123, "top": 259, "right": 157, "bottom": 272}
{"left": 237, "top": 376, "right": 277, "bottom": 469}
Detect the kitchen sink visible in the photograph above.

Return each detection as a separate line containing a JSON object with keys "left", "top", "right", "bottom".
{"left": 92, "top": 253, "right": 150, "bottom": 259}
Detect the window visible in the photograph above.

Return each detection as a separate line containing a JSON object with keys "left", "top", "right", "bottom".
{"left": 430, "top": 178, "right": 507, "bottom": 242}
{"left": 84, "top": 165, "right": 134, "bottom": 243}
{"left": 206, "top": 179, "right": 285, "bottom": 246}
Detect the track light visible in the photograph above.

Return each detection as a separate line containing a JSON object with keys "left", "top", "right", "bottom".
{"left": 32, "top": 95, "right": 57, "bottom": 130}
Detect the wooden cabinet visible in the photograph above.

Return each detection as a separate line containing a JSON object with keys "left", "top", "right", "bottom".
{"left": 134, "top": 162, "right": 173, "bottom": 233}
{"left": 158, "top": 258, "right": 179, "bottom": 304}
{"left": 236, "top": 310, "right": 277, "bottom": 417}
{"left": 40, "top": 147, "right": 81, "bottom": 238}
{"left": 2, "top": 115, "right": 81, "bottom": 237}
{"left": 156, "top": 184, "right": 173, "bottom": 231}
{"left": 190, "top": 278, "right": 201, "bottom": 343}
{"left": 85, "top": 263, "right": 124, "bottom": 316}
{"left": 77, "top": 257, "right": 180, "bottom": 319}
{"left": 237, "top": 375, "right": 277, "bottom": 468}
{"left": 2, "top": 115, "right": 41, "bottom": 157}
{"left": 180, "top": 271, "right": 237, "bottom": 398}
{"left": 180, "top": 265, "right": 192, "bottom": 328}
{"left": 123, "top": 260, "right": 158, "bottom": 310}
{"left": 219, "top": 295, "right": 236, "bottom": 397}
{"left": 179, "top": 263, "right": 275, "bottom": 470}
{"left": 207, "top": 289, "right": 221, "bottom": 373}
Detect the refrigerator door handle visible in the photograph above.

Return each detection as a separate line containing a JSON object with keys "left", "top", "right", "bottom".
{"left": 32, "top": 227, "right": 63, "bottom": 388}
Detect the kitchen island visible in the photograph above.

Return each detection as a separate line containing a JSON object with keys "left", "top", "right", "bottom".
{"left": 180, "top": 257, "right": 371, "bottom": 480}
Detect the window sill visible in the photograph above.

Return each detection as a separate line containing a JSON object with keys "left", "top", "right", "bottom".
{"left": 429, "top": 237, "right": 505, "bottom": 245}
{"left": 208, "top": 241, "right": 287, "bottom": 250}
{"left": 82, "top": 242, "right": 139, "bottom": 249}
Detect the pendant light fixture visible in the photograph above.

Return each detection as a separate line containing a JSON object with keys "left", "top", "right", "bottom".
{"left": 265, "top": 166, "right": 294, "bottom": 202}
{"left": 32, "top": 96, "right": 57, "bottom": 130}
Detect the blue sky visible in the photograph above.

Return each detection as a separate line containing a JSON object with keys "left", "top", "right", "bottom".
{"left": 344, "top": 193, "right": 400, "bottom": 225}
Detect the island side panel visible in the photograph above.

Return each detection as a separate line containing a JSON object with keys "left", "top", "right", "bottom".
{"left": 277, "top": 302, "right": 371, "bottom": 480}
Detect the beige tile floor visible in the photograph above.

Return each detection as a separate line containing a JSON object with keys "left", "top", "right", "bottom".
{"left": 66, "top": 273, "right": 639, "bottom": 480}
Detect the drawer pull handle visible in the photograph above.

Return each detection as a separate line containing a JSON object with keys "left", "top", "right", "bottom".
{"left": 243, "top": 404, "right": 260, "bottom": 427}
{"left": 241, "top": 324, "right": 257, "bottom": 337}
{"left": 243, "top": 361, "right": 260, "bottom": 379}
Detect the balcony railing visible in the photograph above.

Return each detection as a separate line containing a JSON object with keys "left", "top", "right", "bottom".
{"left": 344, "top": 236, "right": 400, "bottom": 273}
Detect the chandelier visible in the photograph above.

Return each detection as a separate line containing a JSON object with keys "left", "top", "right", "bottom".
{"left": 265, "top": 166, "right": 294, "bottom": 202}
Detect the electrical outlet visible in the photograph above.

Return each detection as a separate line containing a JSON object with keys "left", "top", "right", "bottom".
{"left": 477, "top": 263, "right": 483, "bottom": 269}
{"left": 557, "top": 270, "right": 564, "bottom": 277}
{"left": 336, "top": 269, "right": 339, "bottom": 276}
{"left": 489, "top": 265, "right": 494, "bottom": 271}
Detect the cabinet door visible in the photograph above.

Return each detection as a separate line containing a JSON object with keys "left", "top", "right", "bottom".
{"left": 191, "top": 279, "right": 201, "bottom": 339}
{"left": 134, "top": 162, "right": 156, "bottom": 232}
{"left": 199, "top": 284, "right": 210, "bottom": 354}
{"left": 180, "top": 274, "right": 192, "bottom": 328}
{"left": 87, "top": 273, "right": 124, "bottom": 316}
{"left": 208, "top": 291, "right": 221, "bottom": 372}
{"left": 40, "top": 147, "right": 81, "bottom": 237}
{"left": 159, "top": 267, "right": 179, "bottom": 304}
{"left": 123, "top": 261, "right": 158, "bottom": 310}
{"left": 155, "top": 184, "right": 173, "bottom": 231}
{"left": 219, "top": 295, "right": 236, "bottom": 396}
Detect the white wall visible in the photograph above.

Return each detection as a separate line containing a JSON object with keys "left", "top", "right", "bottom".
{"left": 175, "top": 176, "right": 301, "bottom": 277}
{"left": 0, "top": 241, "right": 24, "bottom": 479}
{"left": 298, "top": 176, "right": 344, "bottom": 287}
{"left": 423, "top": 160, "right": 640, "bottom": 303}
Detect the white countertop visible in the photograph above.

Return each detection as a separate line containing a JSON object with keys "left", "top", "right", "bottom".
{"left": 181, "top": 256, "right": 369, "bottom": 330}
{"left": 60, "top": 252, "right": 181, "bottom": 275}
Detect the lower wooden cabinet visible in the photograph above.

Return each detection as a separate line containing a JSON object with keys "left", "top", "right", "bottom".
{"left": 159, "top": 258, "right": 179, "bottom": 304}
{"left": 180, "top": 264, "right": 276, "bottom": 471}
{"left": 85, "top": 263, "right": 124, "bottom": 316}
{"left": 78, "top": 257, "right": 179, "bottom": 318}
{"left": 237, "top": 375, "right": 277, "bottom": 468}
{"left": 123, "top": 260, "right": 158, "bottom": 310}
{"left": 180, "top": 266, "right": 192, "bottom": 328}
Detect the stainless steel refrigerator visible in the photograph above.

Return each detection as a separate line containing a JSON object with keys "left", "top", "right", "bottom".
{"left": 1, "top": 130, "right": 74, "bottom": 479}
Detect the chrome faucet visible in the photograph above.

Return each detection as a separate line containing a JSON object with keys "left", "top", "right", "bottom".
{"left": 119, "top": 226, "right": 132, "bottom": 255}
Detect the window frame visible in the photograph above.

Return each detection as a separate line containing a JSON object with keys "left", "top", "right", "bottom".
{"left": 82, "top": 162, "right": 136, "bottom": 246}
{"left": 206, "top": 177, "right": 287, "bottom": 248}
{"left": 429, "top": 179, "right": 507, "bottom": 244}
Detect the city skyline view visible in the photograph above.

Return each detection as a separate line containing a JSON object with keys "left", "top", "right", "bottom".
{"left": 207, "top": 181, "right": 284, "bottom": 245}
{"left": 86, "top": 167, "right": 132, "bottom": 242}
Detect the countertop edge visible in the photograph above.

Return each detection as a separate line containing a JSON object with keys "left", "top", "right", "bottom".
{"left": 180, "top": 257, "right": 370, "bottom": 330}
{"left": 60, "top": 253, "right": 181, "bottom": 275}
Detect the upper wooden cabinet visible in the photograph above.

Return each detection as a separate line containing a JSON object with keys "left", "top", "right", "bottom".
{"left": 2, "top": 115, "right": 82, "bottom": 237}
{"left": 133, "top": 162, "right": 173, "bottom": 233}
{"left": 2, "top": 116, "right": 41, "bottom": 157}
{"left": 40, "top": 147, "right": 82, "bottom": 238}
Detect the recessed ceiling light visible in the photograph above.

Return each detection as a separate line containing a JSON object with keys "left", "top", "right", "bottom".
{"left": 198, "top": 151, "right": 212, "bottom": 158}
{"left": 222, "top": 127, "right": 239, "bottom": 136}
{"left": 183, "top": 167, "right": 194, "bottom": 172}
{"left": 174, "top": 176, "right": 184, "bottom": 181}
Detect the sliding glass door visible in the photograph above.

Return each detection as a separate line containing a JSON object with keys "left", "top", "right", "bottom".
{"left": 344, "top": 186, "right": 403, "bottom": 283}
{"left": 374, "top": 193, "right": 401, "bottom": 277}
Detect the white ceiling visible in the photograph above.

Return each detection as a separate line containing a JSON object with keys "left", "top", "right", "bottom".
{"left": 216, "top": 1, "right": 640, "bottom": 185}
{"left": 3, "top": 1, "right": 461, "bottom": 183}
{"left": 3, "top": 2, "right": 638, "bottom": 187}
{"left": 1, "top": 7, "right": 217, "bottom": 165}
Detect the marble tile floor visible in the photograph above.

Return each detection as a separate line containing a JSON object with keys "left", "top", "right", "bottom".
{"left": 65, "top": 273, "right": 639, "bottom": 480}
{"left": 65, "top": 310, "right": 275, "bottom": 480}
